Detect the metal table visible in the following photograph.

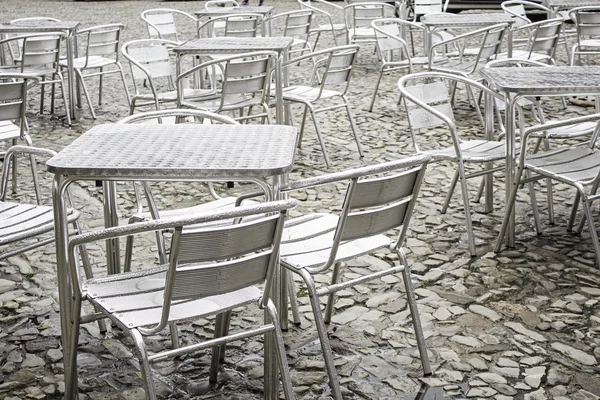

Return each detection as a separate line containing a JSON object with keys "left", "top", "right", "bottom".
{"left": 173, "top": 37, "right": 294, "bottom": 124}
{"left": 481, "top": 66, "right": 600, "bottom": 248}
{"left": 421, "top": 13, "right": 515, "bottom": 56}
{"left": 195, "top": 6, "right": 275, "bottom": 35}
{"left": 545, "top": 0, "right": 600, "bottom": 16}
{"left": 48, "top": 123, "right": 298, "bottom": 399}
{"left": 0, "top": 20, "right": 80, "bottom": 121}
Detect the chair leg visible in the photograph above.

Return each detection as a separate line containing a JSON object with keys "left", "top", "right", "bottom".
{"left": 78, "top": 69, "right": 97, "bottom": 119}
{"left": 67, "top": 298, "right": 82, "bottom": 400}
{"left": 569, "top": 191, "right": 582, "bottom": 233}
{"left": 40, "top": 76, "right": 46, "bottom": 113}
{"left": 581, "top": 197, "right": 600, "bottom": 267}
{"left": 169, "top": 322, "right": 179, "bottom": 349}
{"left": 297, "top": 104, "right": 309, "bottom": 148}
{"left": 117, "top": 63, "right": 132, "bottom": 107}
{"left": 458, "top": 162, "right": 476, "bottom": 256}
{"left": 124, "top": 234, "right": 135, "bottom": 272}
{"left": 307, "top": 104, "right": 332, "bottom": 167}
{"left": 298, "top": 268, "right": 343, "bottom": 400}
{"left": 368, "top": 69, "right": 384, "bottom": 112}
{"left": 11, "top": 138, "right": 17, "bottom": 194}
{"left": 398, "top": 249, "right": 431, "bottom": 375}
{"left": 23, "top": 135, "right": 41, "bottom": 203}
{"left": 524, "top": 170, "right": 542, "bottom": 235}
{"left": 266, "top": 300, "right": 295, "bottom": 400}
{"left": 57, "top": 73, "right": 71, "bottom": 126}
{"left": 50, "top": 78, "right": 56, "bottom": 115}
{"left": 343, "top": 95, "right": 364, "bottom": 158}
{"left": 98, "top": 67, "right": 104, "bottom": 106}
{"left": 130, "top": 329, "right": 157, "bottom": 400}
{"left": 323, "top": 262, "right": 342, "bottom": 324}
{"left": 287, "top": 272, "right": 301, "bottom": 325}
{"left": 495, "top": 164, "right": 526, "bottom": 252}
{"left": 441, "top": 169, "right": 459, "bottom": 214}
{"left": 210, "top": 311, "right": 231, "bottom": 383}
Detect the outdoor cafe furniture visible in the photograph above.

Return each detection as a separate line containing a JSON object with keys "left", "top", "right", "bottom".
{"left": 172, "top": 36, "right": 294, "bottom": 124}
{"left": 47, "top": 122, "right": 298, "bottom": 398}
{"left": 277, "top": 155, "right": 432, "bottom": 400}
{"left": 65, "top": 199, "right": 297, "bottom": 400}
{"left": 263, "top": 10, "right": 315, "bottom": 58}
{"left": 0, "top": 73, "right": 38, "bottom": 196}
{"left": 495, "top": 113, "right": 600, "bottom": 268}
{"left": 197, "top": 13, "right": 265, "bottom": 38}
{"left": 344, "top": 2, "right": 396, "bottom": 47}
{"left": 297, "top": 0, "right": 346, "bottom": 47}
{"left": 59, "top": 24, "right": 130, "bottom": 119}
{"left": 279, "top": 45, "right": 364, "bottom": 167}
{"left": 420, "top": 12, "right": 515, "bottom": 57}
{"left": 494, "top": 17, "right": 564, "bottom": 64}
{"left": 545, "top": 0, "right": 600, "bottom": 17}
{"left": 398, "top": 71, "right": 506, "bottom": 256}
{"left": 194, "top": 5, "right": 275, "bottom": 36}
{"left": 141, "top": 8, "right": 197, "bottom": 43}
{"left": 480, "top": 65, "right": 600, "bottom": 248}
{"left": 0, "top": 19, "right": 80, "bottom": 121}
{"left": 569, "top": 6, "right": 600, "bottom": 65}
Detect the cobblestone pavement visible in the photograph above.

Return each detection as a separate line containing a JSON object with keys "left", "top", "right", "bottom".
{"left": 0, "top": 0, "right": 599, "bottom": 399}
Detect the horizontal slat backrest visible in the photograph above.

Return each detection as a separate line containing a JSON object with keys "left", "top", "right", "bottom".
{"left": 375, "top": 23, "right": 403, "bottom": 53}
{"left": 322, "top": 50, "right": 356, "bottom": 86}
{"left": 286, "top": 12, "right": 312, "bottom": 37}
{"left": 404, "top": 81, "right": 453, "bottom": 129}
{"left": 414, "top": 0, "right": 442, "bottom": 15}
{"left": 88, "top": 27, "right": 120, "bottom": 57}
{"left": 479, "top": 27, "right": 505, "bottom": 60}
{"left": 578, "top": 11, "right": 600, "bottom": 36}
{"left": 530, "top": 21, "right": 561, "bottom": 53}
{"left": 171, "top": 252, "right": 272, "bottom": 300}
{"left": 226, "top": 17, "right": 259, "bottom": 37}
{"left": 146, "top": 13, "right": 177, "bottom": 37}
{"left": 354, "top": 6, "right": 383, "bottom": 27}
{"left": 339, "top": 166, "right": 421, "bottom": 241}
{"left": 22, "top": 36, "right": 60, "bottom": 66}
{"left": 128, "top": 45, "right": 172, "bottom": 79}
{"left": 176, "top": 215, "right": 280, "bottom": 264}
{"left": 223, "top": 56, "right": 270, "bottom": 94}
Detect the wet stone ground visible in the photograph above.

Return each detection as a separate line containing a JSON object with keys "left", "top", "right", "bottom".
{"left": 0, "top": 0, "right": 599, "bottom": 399}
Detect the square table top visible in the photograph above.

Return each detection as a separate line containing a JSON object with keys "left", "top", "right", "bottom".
{"left": 420, "top": 13, "right": 515, "bottom": 27}
{"left": 173, "top": 36, "right": 294, "bottom": 54}
{"left": 0, "top": 20, "right": 80, "bottom": 32}
{"left": 195, "top": 6, "right": 274, "bottom": 16}
{"left": 47, "top": 124, "right": 298, "bottom": 178}
{"left": 545, "top": 0, "right": 600, "bottom": 8}
{"left": 481, "top": 66, "right": 600, "bottom": 94}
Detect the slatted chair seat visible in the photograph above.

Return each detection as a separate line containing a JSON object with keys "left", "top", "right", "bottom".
{"left": 61, "top": 55, "right": 119, "bottom": 69}
{"left": 84, "top": 265, "right": 261, "bottom": 328}
{"left": 0, "top": 120, "right": 20, "bottom": 141}
{"left": 0, "top": 202, "right": 78, "bottom": 246}
{"left": 525, "top": 146, "right": 600, "bottom": 184}
{"left": 425, "top": 139, "right": 509, "bottom": 162}
{"left": 280, "top": 85, "right": 345, "bottom": 102}
{"left": 138, "top": 88, "right": 217, "bottom": 102}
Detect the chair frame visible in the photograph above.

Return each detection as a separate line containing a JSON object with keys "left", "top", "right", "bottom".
{"left": 197, "top": 13, "right": 265, "bottom": 38}
{"left": 278, "top": 155, "right": 432, "bottom": 400}
{"left": 65, "top": 200, "right": 297, "bottom": 400}
{"left": 141, "top": 8, "right": 198, "bottom": 42}
{"left": 297, "top": 0, "right": 346, "bottom": 48}
{"left": 569, "top": 6, "right": 600, "bottom": 66}
{"left": 344, "top": 2, "right": 396, "bottom": 46}
{"left": 264, "top": 10, "right": 315, "bottom": 58}
{"left": 61, "top": 23, "right": 130, "bottom": 119}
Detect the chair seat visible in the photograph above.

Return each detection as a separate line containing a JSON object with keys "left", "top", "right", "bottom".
{"left": 59, "top": 56, "right": 118, "bottom": 69}
{"left": 136, "top": 88, "right": 217, "bottom": 102}
{"left": 534, "top": 121, "right": 598, "bottom": 139}
{"left": 280, "top": 213, "right": 391, "bottom": 269}
{"left": 181, "top": 93, "right": 262, "bottom": 112}
{"left": 279, "top": 85, "right": 342, "bottom": 103}
{"left": 578, "top": 39, "right": 600, "bottom": 49}
{"left": 525, "top": 146, "right": 600, "bottom": 186}
{"left": 495, "top": 50, "right": 552, "bottom": 63}
{"left": 425, "top": 139, "right": 507, "bottom": 163}
{"left": 84, "top": 265, "right": 261, "bottom": 328}
{"left": 314, "top": 23, "right": 346, "bottom": 32}
{"left": 348, "top": 27, "right": 376, "bottom": 40}
{"left": 0, "top": 120, "right": 21, "bottom": 141}
{"left": 0, "top": 201, "right": 78, "bottom": 246}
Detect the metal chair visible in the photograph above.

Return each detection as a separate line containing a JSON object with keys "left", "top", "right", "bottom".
{"left": 495, "top": 113, "right": 600, "bottom": 268}
{"left": 2, "top": 17, "right": 61, "bottom": 65}
{"left": 141, "top": 8, "right": 197, "bottom": 43}
{"left": 65, "top": 199, "right": 297, "bottom": 400}
{"left": 121, "top": 39, "right": 216, "bottom": 114}
{"left": 0, "top": 32, "right": 71, "bottom": 125}
{"left": 264, "top": 10, "right": 315, "bottom": 58}
{"left": 569, "top": 6, "right": 600, "bottom": 66}
{"left": 279, "top": 45, "right": 363, "bottom": 167}
{"left": 0, "top": 73, "right": 39, "bottom": 197}
{"left": 59, "top": 24, "right": 130, "bottom": 119}
{"left": 344, "top": 2, "right": 396, "bottom": 47}
{"left": 398, "top": 71, "right": 508, "bottom": 256}
{"left": 496, "top": 17, "right": 564, "bottom": 64}
{"left": 278, "top": 155, "right": 432, "bottom": 400}
{"left": 177, "top": 51, "right": 276, "bottom": 123}
{"left": 297, "top": 0, "right": 347, "bottom": 48}
{"left": 202, "top": 1, "right": 241, "bottom": 31}
{"left": 197, "top": 13, "right": 265, "bottom": 38}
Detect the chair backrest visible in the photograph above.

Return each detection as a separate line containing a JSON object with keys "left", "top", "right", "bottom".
{"left": 398, "top": 71, "right": 502, "bottom": 153}
{"left": 413, "top": 0, "right": 450, "bottom": 18}
{"left": 79, "top": 24, "right": 124, "bottom": 64}
{"left": 200, "top": 13, "right": 264, "bottom": 38}
{"left": 141, "top": 8, "right": 197, "bottom": 42}
{"left": 18, "top": 32, "right": 64, "bottom": 70}
{"left": 570, "top": 6, "right": 600, "bottom": 44}
{"left": 525, "top": 18, "right": 563, "bottom": 59}
{"left": 344, "top": 3, "right": 396, "bottom": 31}
{"left": 266, "top": 10, "right": 314, "bottom": 40}
{"left": 311, "top": 45, "right": 360, "bottom": 98}
{"left": 372, "top": 18, "right": 422, "bottom": 66}
{"left": 501, "top": 0, "right": 549, "bottom": 28}
{"left": 205, "top": 0, "right": 240, "bottom": 8}
{"left": 298, "top": 0, "right": 345, "bottom": 25}
{"left": 5, "top": 17, "right": 61, "bottom": 62}
{"left": 122, "top": 39, "right": 177, "bottom": 84}
{"left": 0, "top": 74, "right": 37, "bottom": 139}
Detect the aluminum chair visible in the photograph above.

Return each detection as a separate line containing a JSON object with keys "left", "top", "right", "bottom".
{"left": 121, "top": 39, "right": 216, "bottom": 114}
{"left": 264, "top": 10, "right": 315, "bottom": 58}
{"left": 279, "top": 45, "right": 363, "bottom": 167}
{"left": 297, "top": 0, "right": 347, "bottom": 48}
{"left": 2, "top": 17, "right": 61, "bottom": 65}
{"left": 495, "top": 113, "right": 600, "bottom": 268}
{"left": 141, "top": 8, "right": 197, "bottom": 43}
{"left": 59, "top": 24, "right": 130, "bottom": 119}
{"left": 0, "top": 32, "right": 71, "bottom": 125}
{"left": 496, "top": 17, "right": 564, "bottom": 64}
{"left": 344, "top": 2, "right": 396, "bottom": 47}
{"left": 0, "top": 73, "right": 39, "bottom": 197}
{"left": 569, "top": 6, "right": 600, "bottom": 66}
{"left": 202, "top": 1, "right": 241, "bottom": 32}
{"left": 278, "top": 155, "right": 432, "bottom": 400}
{"left": 410, "top": 0, "right": 451, "bottom": 20}
{"left": 398, "top": 71, "right": 508, "bottom": 256}
{"left": 177, "top": 51, "right": 276, "bottom": 123}
{"left": 65, "top": 199, "right": 297, "bottom": 400}
{"left": 197, "top": 13, "right": 265, "bottom": 38}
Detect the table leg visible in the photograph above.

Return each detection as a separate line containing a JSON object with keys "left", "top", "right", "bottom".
{"left": 507, "top": 27, "right": 513, "bottom": 58}
{"left": 282, "top": 48, "right": 292, "bottom": 126}
{"left": 52, "top": 174, "right": 75, "bottom": 398}
{"left": 66, "top": 33, "right": 76, "bottom": 122}
{"left": 275, "top": 55, "right": 284, "bottom": 125}
{"left": 103, "top": 181, "right": 121, "bottom": 274}
{"left": 506, "top": 93, "right": 516, "bottom": 247}
{"left": 484, "top": 90, "right": 493, "bottom": 214}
